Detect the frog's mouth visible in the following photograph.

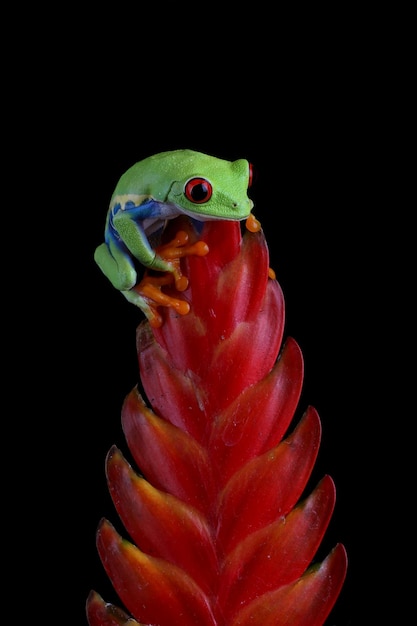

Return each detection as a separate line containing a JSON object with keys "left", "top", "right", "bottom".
{"left": 178, "top": 198, "right": 254, "bottom": 222}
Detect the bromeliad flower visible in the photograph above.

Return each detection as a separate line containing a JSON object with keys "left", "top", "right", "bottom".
{"left": 87, "top": 151, "right": 347, "bottom": 626}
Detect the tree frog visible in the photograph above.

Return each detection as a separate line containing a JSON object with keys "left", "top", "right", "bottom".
{"left": 94, "top": 149, "right": 259, "bottom": 326}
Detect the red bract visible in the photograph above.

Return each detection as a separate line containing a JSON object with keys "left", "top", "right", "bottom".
{"left": 86, "top": 217, "right": 347, "bottom": 626}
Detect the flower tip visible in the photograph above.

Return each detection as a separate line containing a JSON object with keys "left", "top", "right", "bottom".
{"left": 87, "top": 589, "right": 100, "bottom": 604}
{"left": 106, "top": 444, "right": 119, "bottom": 462}
{"left": 96, "top": 516, "right": 108, "bottom": 533}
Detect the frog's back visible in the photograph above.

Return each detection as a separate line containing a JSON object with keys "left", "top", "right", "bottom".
{"left": 111, "top": 149, "right": 203, "bottom": 201}
{"left": 111, "top": 149, "right": 237, "bottom": 204}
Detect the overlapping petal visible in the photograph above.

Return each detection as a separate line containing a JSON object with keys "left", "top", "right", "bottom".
{"left": 95, "top": 519, "right": 217, "bottom": 626}
{"left": 229, "top": 543, "right": 348, "bottom": 626}
{"left": 216, "top": 405, "right": 322, "bottom": 552}
{"left": 106, "top": 445, "right": 218, "bottom": 593}
{"left": 218, "top": 475, "right": 336, "bottom": 617}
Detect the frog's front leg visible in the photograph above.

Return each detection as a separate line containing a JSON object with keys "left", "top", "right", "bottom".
{"left": 131, "top": 230, "right": 209, "bottom": 327}
{"left": 112, "top": 205, "right": 175, "bottom": 276}
{"left": 114, "top": 207, "right": 209, "bottom": 291}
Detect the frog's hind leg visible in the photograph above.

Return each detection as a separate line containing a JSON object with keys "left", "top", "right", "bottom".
{"left": 94, "top": 241, "right": 137, "bottom": 291}
{"left": 123, "top": 273, "right": 190, "bottom": 328}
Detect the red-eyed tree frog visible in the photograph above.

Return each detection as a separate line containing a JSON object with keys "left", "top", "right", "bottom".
{"left": 94, "top": 149, "right": 261, "bottom": 327}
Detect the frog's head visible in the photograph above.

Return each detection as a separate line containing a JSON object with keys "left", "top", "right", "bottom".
{"left": 111, "top": 149, "right": 254, "bottom": 221}
{"left": 166, "top": 149, "right": 254, "bottom": 221}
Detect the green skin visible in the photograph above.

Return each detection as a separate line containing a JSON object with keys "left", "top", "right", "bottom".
{"left": 94, "top": 149, "right": 254, "bottom": 310}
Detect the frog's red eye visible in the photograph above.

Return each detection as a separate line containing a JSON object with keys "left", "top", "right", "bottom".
{"left": 184, "top": 177, "right": 213, "bottom": 204}
{"left": 248, "top": 162, "right": 254, "bottom": 188}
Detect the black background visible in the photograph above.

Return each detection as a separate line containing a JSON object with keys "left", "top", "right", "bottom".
{"left": 11, "top": 12, "right": 408, "bottom": 625}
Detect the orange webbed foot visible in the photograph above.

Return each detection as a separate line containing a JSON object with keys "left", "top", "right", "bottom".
{"left": 245, "top": 212, "right": 262, "bottom": 233}
{"left": 155, "top": 230, "right": 209, "bottom": 291}
{"left": 135, "top": 273, "right": 190, "bottom": 328}
{"left": 133, "top": 230, "right": 209, "bottom": 327}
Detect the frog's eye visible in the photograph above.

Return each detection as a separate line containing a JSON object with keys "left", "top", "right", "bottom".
{"left": 184, "top": 177, "right": 213, "bottom": 204}
{"left": 248, "top": 163, "right": 255, "bottom": 188}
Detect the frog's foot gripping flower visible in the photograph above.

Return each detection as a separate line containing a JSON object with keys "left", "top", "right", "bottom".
{"left": 128, "top": 229, "right": 210, "bottom": 328}
{"left": 125, "top": 213, "right": 267, "bottom": 328}
{"left": 86, "top": 217, "right": 347, "bottom": 626}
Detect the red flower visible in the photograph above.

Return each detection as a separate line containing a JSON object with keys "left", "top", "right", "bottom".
{"left": 86, "top": 217, "right": 347, "bottom": 626}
